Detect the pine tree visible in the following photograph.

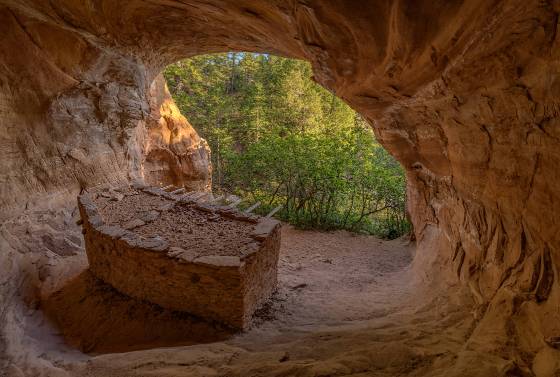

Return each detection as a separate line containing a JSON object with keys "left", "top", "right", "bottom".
{"left": 163, "top": 53, "right": 409, "bottom": 238}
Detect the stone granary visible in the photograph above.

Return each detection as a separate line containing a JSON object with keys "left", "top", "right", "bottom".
{"left": 78, "top": 184, "right": 281, "bottom": 330}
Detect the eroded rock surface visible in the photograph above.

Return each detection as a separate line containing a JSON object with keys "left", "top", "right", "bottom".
{"left": 0, "top": 1, "right": 559, "bottom": 376}
{"left": 145, "top": 75, "right": 212, "bottom": 191}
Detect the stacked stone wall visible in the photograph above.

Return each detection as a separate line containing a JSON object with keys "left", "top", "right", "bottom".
{"left": 78, "top": 184, "right": 281, "bottom": 329}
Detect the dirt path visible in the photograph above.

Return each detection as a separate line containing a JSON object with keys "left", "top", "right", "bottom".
{"left": 254, "top": 226, "right": 413, "bottom": 328}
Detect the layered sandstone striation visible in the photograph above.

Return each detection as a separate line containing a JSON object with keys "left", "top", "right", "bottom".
{"left": 78, "top": 184, "right": 281, "bottom": 329}
{"left": 0, "top": 1, "right": 559, "bottom": 376}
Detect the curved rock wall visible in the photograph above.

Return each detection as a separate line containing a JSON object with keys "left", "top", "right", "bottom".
{"left": 0, "top": 0, "right": 559, "bottom": 374}
{"left": 0, "top": 4, "right": 211, "bottom": 214}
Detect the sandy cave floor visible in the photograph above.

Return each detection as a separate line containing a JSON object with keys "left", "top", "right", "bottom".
{"left": 2, "top": 205, "right": 478, "bottom": 377}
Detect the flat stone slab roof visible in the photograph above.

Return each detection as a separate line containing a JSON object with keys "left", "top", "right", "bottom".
{"left": 95, "top": 187, "right": 257, "bottom": 258}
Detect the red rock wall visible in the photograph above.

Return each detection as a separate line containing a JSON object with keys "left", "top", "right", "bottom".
{"left": 0, "top": 0, "right": 559, "bottom": 370}
{"left": 0, "top": 4, "right": 212, "bottom": 213}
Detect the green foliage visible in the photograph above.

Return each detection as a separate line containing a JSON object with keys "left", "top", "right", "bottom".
{"left": 164, "top": 53, "right": 410, "bottom": 239}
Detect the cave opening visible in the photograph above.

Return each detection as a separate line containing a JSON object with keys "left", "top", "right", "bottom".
{"left": 153, "top": 52, "right": 411, "bottom": 239}
{"left": 1, "top": 1, "right": 559, "bottom": 375}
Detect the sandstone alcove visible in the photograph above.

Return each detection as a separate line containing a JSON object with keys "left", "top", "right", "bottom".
{"left": 1, "top": 1, "right": 559, "bottom": 376}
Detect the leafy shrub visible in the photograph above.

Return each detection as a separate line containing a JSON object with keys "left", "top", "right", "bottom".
{"left": 165, "top": 53, "right": 410, "bottom": 239}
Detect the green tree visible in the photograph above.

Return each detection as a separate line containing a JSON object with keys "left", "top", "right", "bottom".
{"left": 164, "top": 53, "right": 410, "bottom": 238}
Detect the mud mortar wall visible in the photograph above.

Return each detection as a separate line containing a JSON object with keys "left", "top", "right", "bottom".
{"left": 78, "top": 187, "right": 281, "bottom": 329}
{"left": 241, "top": 220, "right": 282, "bottom": 324}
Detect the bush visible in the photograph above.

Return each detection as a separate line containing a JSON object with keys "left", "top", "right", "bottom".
{"left": 165, "top": 53, "right": 410, "bottom": 239}
{"left": 223, "top": 122, "right": 409, "bottom": 239}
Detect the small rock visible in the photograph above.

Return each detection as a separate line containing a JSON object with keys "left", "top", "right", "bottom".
{"left": 89, "top": 214, "right": 103, "bottom": 227}
{"left": 196, "top": 204, "right": 215, "bottom": 213}
{"left": 168, "top": 246, "right": 198, "bottom": 262}
{"left": 99, "top": 225, "right": 126, "bottom": 238}
{"left": 131, "top": 181, "right": 147, "bottom": 190}
{"left": 122, "top": 218, "right": 145, "bottom": 230}
{"left": 158, "top": 202, "right": 175, "bottom": 212}
{"left": 109, "top": 192, "right": 124, "bottom": 201}
{"left": 119, "top": 231, "right": 142, "bottom": 247}
{"left": 140, "top": 210, "right": 159, "bottom": 222}
{"left": 141, "top": 236, "right": 168, "bottom": 251}
{"left": 195, "top": 255, "right": 241, "bottom": 267}
{"left": 252, "top": 218, "right": 280, "bottom": 240}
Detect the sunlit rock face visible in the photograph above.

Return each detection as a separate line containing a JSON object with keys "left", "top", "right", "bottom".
{"left": 0, "top": 5, "right": 212, "bottom": 212}
{"left": 0, "top": 0, "right": 559, "bottom": 374}
{"left": 145, "top": 74, "right": 211, "bottom": 191}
